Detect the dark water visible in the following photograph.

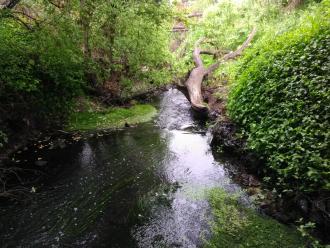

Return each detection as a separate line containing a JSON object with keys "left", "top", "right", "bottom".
{"left": 0, "top": 89, "right": 246, "bottom": 248}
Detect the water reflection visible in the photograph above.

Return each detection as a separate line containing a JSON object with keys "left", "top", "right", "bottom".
{"left": 0, "top": 89, "right": 243, "bottom": 248}
{"left": 133, "top": 90, "right": 240, "bottom": 248}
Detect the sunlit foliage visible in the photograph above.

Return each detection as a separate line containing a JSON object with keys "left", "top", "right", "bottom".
{"left": 0, "top": 0, "right": 173, "bottom": 144}
{"left": 228, "top": 1, "right": 330, "bottom": 192}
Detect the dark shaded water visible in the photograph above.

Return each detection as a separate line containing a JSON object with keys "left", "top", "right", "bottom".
{"left": 1, "top": 89, "right": 246, "bottom": 247}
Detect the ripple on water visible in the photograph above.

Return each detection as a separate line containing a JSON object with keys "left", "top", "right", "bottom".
{"left": 132, "top": 89, "right": 244, "bottom": 248}
{"left": 0, "top": 89, "right": 246, "bottom": 248}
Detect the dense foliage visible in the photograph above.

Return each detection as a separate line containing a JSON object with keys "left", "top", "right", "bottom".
{"left": 0, "top": 0, "right": 172, "bottom": 148}
{"left": 173, "top": 0, "right": 323, "bottom": 81}
{"left": 228, "top": 1, "right": 330, "bottom": 192}
{"left": 0, "top": 14, "right": 84, "bottom": 127}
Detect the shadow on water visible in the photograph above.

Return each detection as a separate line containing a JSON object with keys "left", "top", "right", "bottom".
{"left": 0, "top": 88, "right": 247, "bottom": 248}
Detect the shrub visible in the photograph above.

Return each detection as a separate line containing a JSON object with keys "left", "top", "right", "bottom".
{"left": 228, "top": 1, "right": 330, "bottom": 192}
{"left": 0, "top": 17, "right": 84, "bottom": 128}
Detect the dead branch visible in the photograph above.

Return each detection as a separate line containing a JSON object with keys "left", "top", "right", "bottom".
{"left": 192, "top": 38, "right": 205, "bottom": 67}
{"left": 187, "top": 12, "right": 202, "bottom": 18}
{"left": 199, "top": 50, "right": 217, "bottom": 56}
{"left": 183, "top": 27, "right": 257, "bottom": 112}
{"left": 207, "top": 27, "right": 257, "bottom": 74}
{"left": 48, "top": 0, "right": 65, "bottom": 9}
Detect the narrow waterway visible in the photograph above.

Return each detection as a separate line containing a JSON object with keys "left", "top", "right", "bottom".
{"left": 1, "top": 89, "right": 247, "bottom": 247}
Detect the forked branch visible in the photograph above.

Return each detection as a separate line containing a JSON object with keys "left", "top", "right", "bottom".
{"left": 206, "top": 27, "right": 257, "bottom": 74}
{"left": 183, "top": 27, "right": 257, "bottom": 112}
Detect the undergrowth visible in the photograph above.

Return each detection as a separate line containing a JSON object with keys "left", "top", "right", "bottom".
{"left": 228, "top": 0, "right": 330, "bottom": 192}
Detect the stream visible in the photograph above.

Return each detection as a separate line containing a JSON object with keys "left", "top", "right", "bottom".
{"left": 0, "top": 89, "right": 248, "bottom": 247}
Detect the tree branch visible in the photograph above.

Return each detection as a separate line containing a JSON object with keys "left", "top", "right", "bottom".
{"left": 47, "top": 0, "right": 65, "bottom": 9}
{"left": 206, "top": 27, "right": 257, "bottom": 74}
{"left": 187, "top": 12, "right": 202, "bottom": 18}
{"left": 192, "top": 38, "right": 205, "bottom": 67}
{"left": 199, "top": 50, "right": 217, "bottom": 56}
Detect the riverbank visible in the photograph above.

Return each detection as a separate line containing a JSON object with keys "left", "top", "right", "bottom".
{"left": 210, "top": 116, "right": 330, "bottom": 245}
{"left": 188, "top": 0, "right": 330, "bottom": 244}
{"left": 0, "top": 84, "right": 168, "bottom": 161}
{"left": 205, "top": 188, "right": 305, "bottom": 247}
{"left": 0, "top": 86, "right": 166, "bottom": 205}
{"left": 200, "top": 72, "right": 329, "bottom": 244}
{"left": 67, "top": 102, "right": 157, "bottom": 131}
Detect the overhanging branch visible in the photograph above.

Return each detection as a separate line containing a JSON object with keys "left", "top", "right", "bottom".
{"left": 182, "top": 27, "right": 257, "bottom": 113}
{"left": 206, "top": 27, "right": 257, "bottom": 74}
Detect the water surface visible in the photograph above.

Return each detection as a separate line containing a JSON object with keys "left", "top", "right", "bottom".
{"left": 0, "top": 89, "right": 244, "bottom": 247}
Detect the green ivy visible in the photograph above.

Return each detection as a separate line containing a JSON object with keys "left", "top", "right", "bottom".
{"left": 228, "top": 1, "right": 330, "bottom": 192}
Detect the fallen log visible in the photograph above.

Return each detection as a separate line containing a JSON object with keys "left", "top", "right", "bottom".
{"left": 184, "top": 28, "right": 257, "bottom": 112}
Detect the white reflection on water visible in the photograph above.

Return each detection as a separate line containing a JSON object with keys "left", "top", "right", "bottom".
{"left": 134, "top": 89, "right": 242, "bottom": 248}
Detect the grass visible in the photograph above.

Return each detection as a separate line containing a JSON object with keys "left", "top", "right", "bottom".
{"left": 205, "top": 188, "right": 306, "bottom": 248}
{"left": 67, "top": 104, "right": 157, "bottom": 131}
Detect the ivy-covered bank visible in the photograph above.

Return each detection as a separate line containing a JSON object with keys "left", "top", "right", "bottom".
{"left": 205, "top": 0, "right": 329, "bottom": 244}
{"left": 228, "top": 1, "right": 329, "bottom": 194}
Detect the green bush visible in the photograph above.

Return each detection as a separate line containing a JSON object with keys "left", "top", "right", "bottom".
{"left": 0, "top": 0, "right": 173, "bottom": 136}
{"left": 0, "top": 17, "right": 84, "bottom": 127}
{"left": 228, "top": 1, "right": 330, "bottom": 192}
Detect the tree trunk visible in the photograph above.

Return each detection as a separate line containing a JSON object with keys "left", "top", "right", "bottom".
{"left": 183, "top": 28, "right": 257, "bottom": 112}
{"left": 80, "top": 0, "right": 92, "bottom": 61}
{"left": 80, "top": 0, "right": 97, "bottom": 86}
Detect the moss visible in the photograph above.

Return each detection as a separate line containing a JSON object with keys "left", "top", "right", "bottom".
{"left": 67, "top": 104, "right": 157, "bottom": 131}
{"left": 205, "top": 188, "right": 306, "bottom": 248}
